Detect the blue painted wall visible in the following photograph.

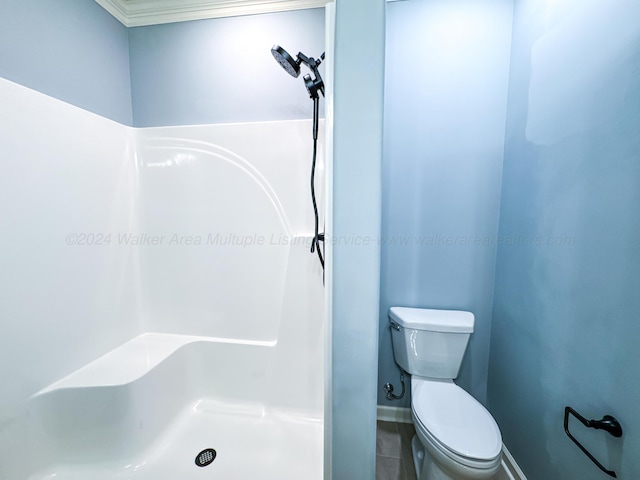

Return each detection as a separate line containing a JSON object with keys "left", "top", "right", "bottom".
{"left": 331, "top": 1, "right": 384, "bottom": 477}
{"left": 0, "top": 2, "right": 323, "bottom": 127}
{"left": 488, "top": 0, "right": 640, "bottom": 478}
{"left": 128, "top": 9, "right": 325, "bottom": 127}
{"left": 0, "top": 0, "right": 132, "bottom": 125}
{"left": 379, "top": 0, "right": 513, "bottom": 407}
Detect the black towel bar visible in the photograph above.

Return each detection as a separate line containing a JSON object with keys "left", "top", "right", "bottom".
{"left": 564, "top": 406, "right": 622, "bottom": 478}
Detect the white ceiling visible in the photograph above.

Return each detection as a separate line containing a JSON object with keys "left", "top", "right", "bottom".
{"left": 95, "top": 0, "right": 330, "bottom": 27}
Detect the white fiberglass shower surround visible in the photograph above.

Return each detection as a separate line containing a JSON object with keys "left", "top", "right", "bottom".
{"left": 0, "top": 39, "right": 329, "bottom": 479}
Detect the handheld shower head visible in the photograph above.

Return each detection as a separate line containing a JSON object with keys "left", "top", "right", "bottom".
{"left": 271, "top": 45, "right": 300, "bottom": 78}
{"left": 271, "top": 45, "right": 325, "bottom": 99}
{"left": 270, "top": 44, "right": 326, "bottom": 277}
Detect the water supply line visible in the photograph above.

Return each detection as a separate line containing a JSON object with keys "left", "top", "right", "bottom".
{"left": 384, "top": 320, "right": 406, "bottom": 400}
{"left": 384, "top": 371, "right": 406, "bottom": 401}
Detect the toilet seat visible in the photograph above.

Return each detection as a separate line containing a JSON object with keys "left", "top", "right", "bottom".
{"left": 411, "top": 377, "right": 502, "bottom": 466}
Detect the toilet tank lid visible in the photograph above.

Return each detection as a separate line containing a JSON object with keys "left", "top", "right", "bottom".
{"left": 389, "top": 307, "right": 474, "bottom": 333}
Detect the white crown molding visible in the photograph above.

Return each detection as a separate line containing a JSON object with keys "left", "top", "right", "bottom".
{"left": 96, "top": 0, "right": 330, "bottom": 27}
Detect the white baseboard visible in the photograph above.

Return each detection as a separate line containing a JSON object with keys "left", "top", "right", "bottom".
{"left": 376, "top": 406, "right": 527, "bottom": 480}
{"left": 377, "top": 405, "right": 413, "bottom": 424}
{"left": 501, "top": 444, "right": 528, "bottom": 480}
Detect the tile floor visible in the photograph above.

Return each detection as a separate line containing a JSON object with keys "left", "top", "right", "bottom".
{"left": 376, "top": 420, "right": 512, "bottom": 480}
{"left": 376, "top": 421, "right": 417, "bottom": 480}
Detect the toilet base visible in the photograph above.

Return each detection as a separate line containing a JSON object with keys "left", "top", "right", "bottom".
{"left": 411, "top": 434, "right": 501, "bottom": 480}
{"left": 412, "top": 435, "right": 453, "bottom": 480}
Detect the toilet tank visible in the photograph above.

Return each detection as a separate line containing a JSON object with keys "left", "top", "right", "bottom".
{"left": 389, "top": 307, "right": 474, "bottom": 379}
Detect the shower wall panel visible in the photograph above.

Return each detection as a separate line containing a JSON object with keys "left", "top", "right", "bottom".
{"left": 0, "top": 77, "right": 325, "bottom": 479}
{"left": 134, "top": 120, "right": 324, "bottom": 340}
{"left": 0, "top": 77, "right": 140, "bottom": 478}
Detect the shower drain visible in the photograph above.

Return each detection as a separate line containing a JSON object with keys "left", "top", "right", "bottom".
{"left": 195, "top": 448, "right": 217, "bottom": 467}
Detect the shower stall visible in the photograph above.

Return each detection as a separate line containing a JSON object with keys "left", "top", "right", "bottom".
{"left": 0, "top": 4, "right": 336, "bottom": 479}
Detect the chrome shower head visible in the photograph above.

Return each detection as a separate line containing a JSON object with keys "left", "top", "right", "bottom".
{"left": 271, "top": 45, "right": 300, "bottom": 78}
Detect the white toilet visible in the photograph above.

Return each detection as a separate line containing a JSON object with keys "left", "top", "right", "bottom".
{"left": 389, "top": 307, "right": 502, "bottom": 480}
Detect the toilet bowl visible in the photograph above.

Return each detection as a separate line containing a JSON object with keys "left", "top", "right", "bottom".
{"left": 410, "top": 377, "right": 501, "bottom": 479}
{"left": 388, "top": 307, "right": 503, "bottom": 480}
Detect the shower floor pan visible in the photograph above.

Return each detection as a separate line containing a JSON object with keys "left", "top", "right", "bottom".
{"left": 32, "top": 401, "right": 322, "bottom": 479}
{"left": 27, "top": 333, "right": 323, "bottom": 479}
